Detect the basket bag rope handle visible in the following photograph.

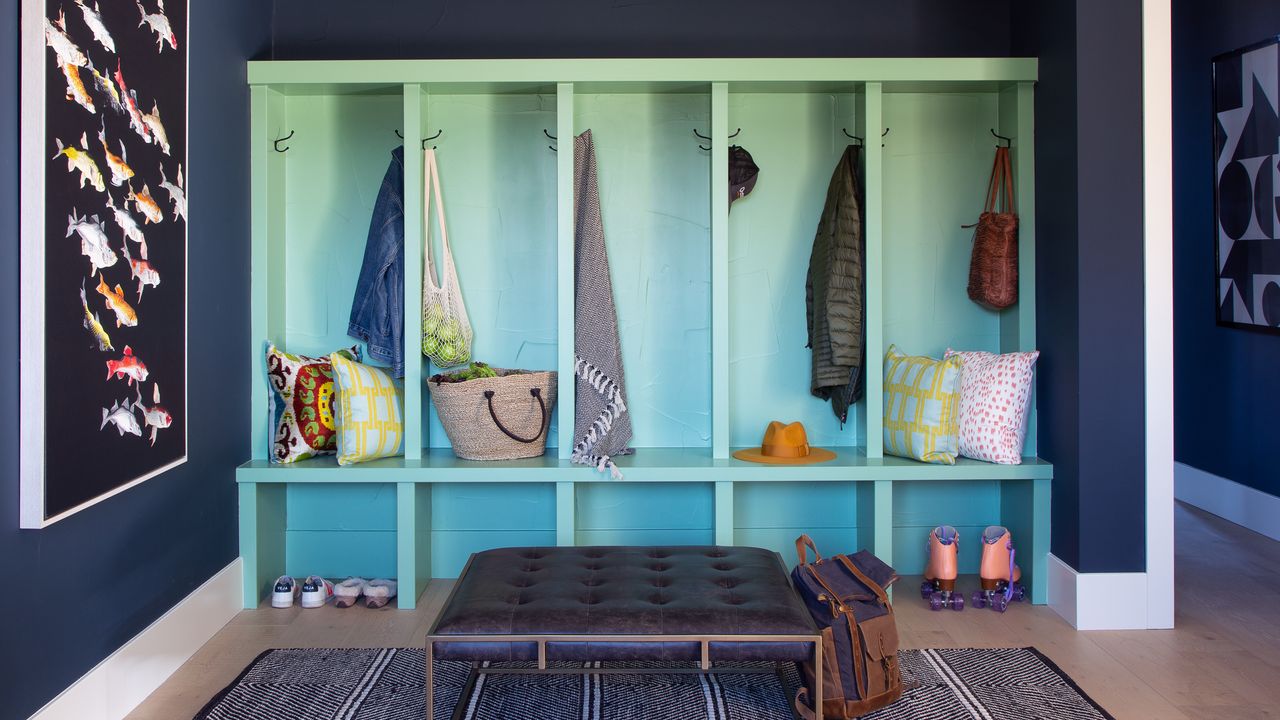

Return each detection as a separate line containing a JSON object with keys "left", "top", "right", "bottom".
{"left": 983, "top": 146, "right": 1016, "bottom": 215}
{"left": 422, "top": 147, "right": 457, "bottom": 293}
{"left": 483, "top": 388, "right": 547, "bottom": 444}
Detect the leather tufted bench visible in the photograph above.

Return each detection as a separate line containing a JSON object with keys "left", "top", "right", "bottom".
{"left": 426, "top": 546, "right": 823, "bottom": 720}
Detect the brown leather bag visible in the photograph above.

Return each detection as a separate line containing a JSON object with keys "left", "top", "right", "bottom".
{"left": 966, "top": 146, "right": 1019, "bottom": 310}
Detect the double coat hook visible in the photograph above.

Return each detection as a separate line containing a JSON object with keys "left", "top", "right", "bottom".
{"left": 273, "top": 130, "right": 294, "bottom": 153}
{"left": 841, "top": 127, "right": 890, "bottom": 147}
{"left": 693, "top": 127, "right": 741, "bottom": 151}
{"left": 991, "top": 129, "right": 1012, "bottom": 148}
{"left": 544, "top": 129, "right": 557, "bottom": 152}
{"left": 396, "top": 129, "right": 444, "bottom": 149}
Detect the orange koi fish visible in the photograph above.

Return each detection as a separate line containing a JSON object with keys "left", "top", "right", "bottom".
{"left": 52, "top": 132, "right": 105, "bottom": 192}
{"left": 105, "top": 345, "right": 149, "bottom": 386}
{"left": 95, "top": 272, "right": 138, "bottom": 328}
{"left": 99, "top": 120, "right": 133, "bottom": 186}
{"left": 62, "top": 62, "right": 95, "bottom": 113}
{"left": 142, "top": 101, "right": 169, "bottom": 155}
{"left": 128, "top": 183, "right": 163, "bottom": 224}
{"left": 121, "top": 239, "right": 159, "bottom": 300}
{"left": 134, "top": 383, "right": 173, "bottom": 446}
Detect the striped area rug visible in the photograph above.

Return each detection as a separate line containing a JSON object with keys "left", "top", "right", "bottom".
{"left": 195, "top": 647, "right": 1113, "bottom": 720}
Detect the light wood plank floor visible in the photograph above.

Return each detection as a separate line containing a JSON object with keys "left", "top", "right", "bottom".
{"left": 129, "top": 502, "right": 1280, "bottom": 719}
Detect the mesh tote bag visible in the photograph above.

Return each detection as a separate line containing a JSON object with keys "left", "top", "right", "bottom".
{"left": 421, "top": 148, "right": 474, "bottom": 368}
{"left": 966, "top": 145, "right": 1019, "bottom": 310}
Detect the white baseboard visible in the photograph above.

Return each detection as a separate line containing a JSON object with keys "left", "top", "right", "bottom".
{"left": 1175, "top": 462, "right": 1280, "bottom": 542}
{"left": 1048, "top": 553, "right": 1152, "bottom": 630}
{"left": 29, "top": 558, "right": 243, "bottom": 720}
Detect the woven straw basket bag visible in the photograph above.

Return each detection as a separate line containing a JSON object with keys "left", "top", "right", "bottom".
{"left": 430, "top": 370, "right": 557, "bottom": 461}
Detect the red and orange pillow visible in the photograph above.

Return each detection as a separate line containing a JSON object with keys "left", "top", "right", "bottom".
{"left": 267, "top": 344, "right": 361, "bottom": 463}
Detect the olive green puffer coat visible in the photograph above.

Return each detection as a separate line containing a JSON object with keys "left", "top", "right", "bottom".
{"left": 806, "top": 145, "right": 865, "bottom": 425}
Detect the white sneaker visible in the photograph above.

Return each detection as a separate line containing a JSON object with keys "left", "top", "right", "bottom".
{"left": 271, "top": 576, "right": 299, "bottom": 608}
{"left": 300, "top": 576, "right": 335, "bottom": 608}
{"left": 363, "top": 578, "right": 398, "bottom": 609}
{"left": 333, "top": 577, "right": 367, "bottom": 609}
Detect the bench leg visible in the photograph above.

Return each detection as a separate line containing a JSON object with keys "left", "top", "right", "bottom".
{"left": 425, "top": 639, "right": 434, "bottom": 720}
{"left": 814, "top": 640, "right": 823, "bottom": 720}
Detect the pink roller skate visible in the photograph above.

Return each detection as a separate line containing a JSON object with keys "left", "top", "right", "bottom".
{"left": 971, "top": 525, "right": 1027, "bottom": 612}
{"left": 920, "top": 525, "right": 963, "bottom": 611}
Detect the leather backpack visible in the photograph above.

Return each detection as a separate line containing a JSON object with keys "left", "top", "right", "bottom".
{"left": 966, "top": 145, "right": 1019, "bottom": 310}
{"left": 791, "top": 535, "right": 904, "bottom": 719}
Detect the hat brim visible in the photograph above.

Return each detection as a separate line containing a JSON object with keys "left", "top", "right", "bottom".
{"left": 731, "top": 447, "right": 838, "bottom": 465}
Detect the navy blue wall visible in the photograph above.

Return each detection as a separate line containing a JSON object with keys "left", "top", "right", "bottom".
{"left": 1173, "top": 0, "right": 1280, "bottom": 497}
{"left": 0, "top": 1, "right": 269, "bottom": 716}
{"left": 1012, "top": 0, "right": 1148, "bottom": 574}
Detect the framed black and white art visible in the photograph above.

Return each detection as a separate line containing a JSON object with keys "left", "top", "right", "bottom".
{"left": 20, "top": 0, "right": 188, "bottom": 528}
{"left": 1213, "top": 36, "right": 1280, "bottom": 332}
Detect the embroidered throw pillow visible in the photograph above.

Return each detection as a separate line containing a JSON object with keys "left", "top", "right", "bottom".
{"left": 945, "top": 348, "right": 1039, "bottom": 465}
{"left": 330, "top": 353, "right": 405, "bottom": 465}
{"left": 267, "top": 344, "right": 361, "bottom": 463}
{"left": 882, "top": 344, "right": 963, "bottom": 465}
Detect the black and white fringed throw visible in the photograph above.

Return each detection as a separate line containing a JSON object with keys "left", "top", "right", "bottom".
{"left": 571, "top": 130, "right": 633, "bottom": 478}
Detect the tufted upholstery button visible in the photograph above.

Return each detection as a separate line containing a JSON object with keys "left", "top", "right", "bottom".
{"left": 648, "top": 563, "right": 670, "bottom": 572}
{"left": 523, "top": 565, "right": 543, "bottom": 572}
{"left": 706, "top": 550, "right": 727, "bottom": 558}
{"left": 581, "top": 578, "right": 604, "bottom": 587}
{"left": 718, "top": 578, "right": 741, "bottom": 589}
{"left": 580, "top": 596, "right": 600, "bottom": 605}
{"left": 522, "top": 551, "right": 543, "bottom": 560}
{"left": 725, "top": 596, "right": 746, "bottom": 606}
{"left": 713, "top": 563, "right": 734, "bottom": 571}
{"left": 648, "top": 594, "right": 669, "bottom": 605}
{"left": 583, "top": 564, "right": 601, "bottom": 571}
{"left": 651, "top": 577, "right": 671, "bottom": 588}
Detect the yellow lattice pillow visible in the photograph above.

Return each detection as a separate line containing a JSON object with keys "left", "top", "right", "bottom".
{"left": 330, "top": 354, "right": 405, "bottom": 465}
{"left": 882, "top": 344, "right": 963, "bottom": 465}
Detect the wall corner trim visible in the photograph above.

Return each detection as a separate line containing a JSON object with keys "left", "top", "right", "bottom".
{"left": 1176, "top": 462, "right": 1280, "bottom": 542}
{"left": 1048, "top": 553, "right": 1158, "bottom": 630}
{"left": 28, "top": 558, "right": 242, "bottom": 720}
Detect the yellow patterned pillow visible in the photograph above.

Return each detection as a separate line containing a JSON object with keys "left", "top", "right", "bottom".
{"left": 882, "top": 344, "right": 963, "bottom": 465}
{"left": 330, "top": 354, "right": 405, "bottom": 465}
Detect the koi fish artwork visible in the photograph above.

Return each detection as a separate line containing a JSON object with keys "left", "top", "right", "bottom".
{"left": 134, "top": 383, "right": 173, "bottom": 446}
{"left": 105, "top": 345, "right": 149, "bottom": 386}
{"left": 44, "top": 11, "right": 87, "bottom": 68}
{"left": 128, "top": 183, "right": 164, "bottom": 224}
{"left": 53, "top": 132, "right": 106, "bottom": 192}
{"left": 136, "top": 0, "right": 177, "bottom": 53}
{"left": 115, "top": 62, "right": 152, "bottom": 144}
{"left": 88, "top": 60, "right": 124, "bottom": 114}
{"left": 158, "top": 163, "right": 186, "bottom": 222}
{"left": 106, "top": 193, "right": 148, "bottom": 259}
{"left": 61, "top": 62, "right": 95, "bottom": 113}
{"left": 76, "top": 0, "right": 116, "bottom": 54}
{"left": 80, "top": 280, "right": 113, "bottom": 351}
{"left": 67, "top": 207, "right": 117, "bottom": 275}
{"left": 99, "top": 120, "right": 134, "bottom": 186}
{"left": 101, "top": 398, "right": 142, "bottom": 437}
{"left": 142, "top": 101, "right": 169, "bottom": 155}
{"left": 96, "top": 272, "right": 138, "bottom": 328}
{"left": 121, "top": 239, "right": 159, "bottom": 300}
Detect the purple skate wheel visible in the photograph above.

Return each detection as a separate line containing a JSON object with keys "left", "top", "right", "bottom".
{"left": 1011, "top": 583, "right": 1026, "bottom": 602}
{"left": 951, "top": 594, "right": 964, "bottom": 611}
{"left": 929, "top": 593, "right": 944, "bottom": 611}
{"left": 971, "top": 591, "right": 986, "bottom": 609}
{"left": 991, "top": 594, "right": 1009, "bottom": 613}
{"left": 920, "top": 580, "right": 935, "bottom": 600}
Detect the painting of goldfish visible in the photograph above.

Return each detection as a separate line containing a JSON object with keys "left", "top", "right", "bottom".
{"left": 121, "top": 239, "right": 159, "bottom": 300}
{"left": 106, "top": 345, "right": 149, "bottom": 385}
{"left": 67, "top": 207, "right": 117, "bottom": 275}
{"left": 128, "top": 183, "right": 163, "bottom": 224}
{"left": 95, "top": 272, "right": 138, "bottom": 328}
{"left": 80, "top": 280, "right": 113, "bottom": 351}
{"left": 158, "top": 163, "right": 185, "bottom": 221}
{"left": 136, "top": 0, "right": 177, "bottom": 53}
{"left": 106, "top": 192, "right": 148, "bottom": 259}
{"left": 99, "top": 121, "right": 134, "bottom": 186}
{"left": 52, "top": 132, "right": 106, "bottom": 192}
{"left": 61, "top": 62, "right": 95, "bottom": 113}
{"left": 134, "top": 383, "right": 173, "bottom": 446}
{"left": 100, "top": 398, "right": 142, "bottom": 437}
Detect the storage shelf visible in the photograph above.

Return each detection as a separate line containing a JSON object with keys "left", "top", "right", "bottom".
{"left": 236, "top": 449, "right": 1051, "bottom": 483}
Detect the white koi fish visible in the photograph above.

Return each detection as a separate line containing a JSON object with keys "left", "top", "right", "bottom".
{"left": 53, "top": 132, "right": 106, "bottom": 192}
{"left": 106, "top": 193, "right": 148, "bottom": 258}
{"left": 121, "top": 239, "right": 159, "bottom": 300}
{"left": 136, "top": 0, "right": 176, "bottom": 53}
{"left": 134, "top": 383, "right": 173, "bottom": 446}
{"left": 128, "top": 183, "right": 163, "bottom": 224}
{"left": 88, "top": 60, "right": 124, "bottom": 114}
{"left": 76, "top": 0, "right": 115, "bottom": 54}
{"left": 96, "top": 272, "right": 138, "bottom": 328}
{"left": 44, "top": 11, "right": 87, "bottom": 68}
{"left": 158, "top": 163, "right": 186, "bottom": 222}
{"left": 67, "top": 207, "right": 117, "bottom": 275}
{"left": 101, "top": 398, "right": 142, "bottom": 437}
{"left": 61, "top": 62, "right": 95, "bottom": 113}
{"left": 115, "top": 62, "right": 151, "bottom": 144}
{"left": 81, "top": 280, "right": 113, "bottom": 351}
{"left": 142, "top": 101, "right": 169, "bottom": 155}
{"left": 99, "top": 120, "right": 134, "bottom": 186}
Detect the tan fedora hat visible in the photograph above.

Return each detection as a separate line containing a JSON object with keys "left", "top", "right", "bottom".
{"left": 732, "top": 421, "right": 837, "bottom": 465}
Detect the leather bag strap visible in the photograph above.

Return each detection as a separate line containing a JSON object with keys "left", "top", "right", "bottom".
{"left": 835, "top": 554, "right": 892, "bottom": 612}
{"left": 984, "top": 146, "right": 1016, "bottom": 215}
{"left": 796, "top": 534, "right": 822, "bottom": 566}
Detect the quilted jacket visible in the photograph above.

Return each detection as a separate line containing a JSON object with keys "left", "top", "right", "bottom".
{"left": 806, "top": 145, "right": 865, "bottom": 424}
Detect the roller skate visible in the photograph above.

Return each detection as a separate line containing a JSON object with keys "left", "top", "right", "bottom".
{"left": 920, "top": 525, "right": 963, "bottom": 611}
{"left": 971, "top": 525, "right": 1026, "bottom": 612}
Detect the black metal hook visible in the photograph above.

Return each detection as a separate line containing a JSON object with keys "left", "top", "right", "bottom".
{"left": 273, "top": 130, "right": 294, "bottom": 153}
{"left": 991, "top": 128, "right": 1012, "bottom": 148}
{"left": 544, "top": 128, "right": 557, "bottom": 152}
{"left": 842, "top": 128, "right": 864, "bottom": 146}
{"left": 693, "top": 127, "right": 740, "bottom": 151}
{"left": 395, "top": 129, "right": 443, "bottom": 149}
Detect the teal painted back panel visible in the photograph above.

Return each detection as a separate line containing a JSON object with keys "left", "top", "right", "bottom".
{"left": 430, "top": 482, "right": 556, "bottom": 577}
{"left": 281, "top": 93, "right": 404, "bottom": 361}
{"left": 420, "top": 94, "right": 559, "bottom": 450}
{"left": 574, "top": 94, "right": 712, "bottom": 448}
{"left": 880, "top": 93, "right": 1002, "bottom": 359}
{"left": 726, "top": 93, "right": 863, "bottom": 449}
{"left": 893, "top": 480, "right": 1000, "bottom": 575}
{"left": 285, "top": 483, "right": 397, "bottom": 579}
{"left": 735, "top": 481, "right": 859, "bottom": 564}
{"left": 576, "top": 482, "right": 713, "bottom": 532}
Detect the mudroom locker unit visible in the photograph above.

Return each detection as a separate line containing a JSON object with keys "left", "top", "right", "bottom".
{"left": 237, "top": 58, "right": 1050, "bottom": 610}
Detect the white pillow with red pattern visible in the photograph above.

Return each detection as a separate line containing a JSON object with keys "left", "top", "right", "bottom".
{"left": 944, "top": 349, "right": 1039, "bottom": 465}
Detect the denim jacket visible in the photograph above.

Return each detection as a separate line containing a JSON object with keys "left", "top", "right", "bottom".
{"left": 348, "top": 146, "right": 405, "bottom": 376}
